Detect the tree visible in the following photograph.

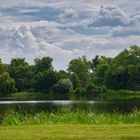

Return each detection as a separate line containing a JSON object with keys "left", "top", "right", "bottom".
{"left": 115, "top": 45, "right": 140, "bottom": 66}
{"left": 0, "top": 72, "right": 16, "bottom": 95}
{"left": 105, "top": 66, "right": 129, "bottom": 89}
{"left": 68, "top": 56, "right": 90, "bottom": 87}
{"left": 70, "top": 73, "right": 80, "bottom": 89}
{"left": 57, "top": 70, "right": 69, "bottom": 80}
{"left": 89, "top": 55, "right": 100, "bottom": 73}
{"left": 34, "top": 57, "right": 53, "bottom": 73}
{"left": 93, "top": 45, "right": 140, "bottom": 91}
{"left": 34, "top": 70, "right": 58, "bottom": 93}
{"left": 94, "top": 63, "right": 110, "bottom": 86}
{"left": 9, "top": 58, "right": 33, "bottom": 92}
{"left": 127, "top": 65, "right": 140, "bottom": 90}
{"left": 0, "top": 63, "right": 9, "bottom": 75}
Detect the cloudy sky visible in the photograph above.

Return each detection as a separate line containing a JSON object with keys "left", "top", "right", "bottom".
{"left": 0, "top": 0, "right": 140, "bottom": 70}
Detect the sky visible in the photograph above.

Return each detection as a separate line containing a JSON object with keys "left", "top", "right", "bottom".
{"left": 0, "top": 0, "right": 140, "bottom": 70}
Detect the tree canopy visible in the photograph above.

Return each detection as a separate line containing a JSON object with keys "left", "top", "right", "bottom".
{"left": 0, "top": 45, "right": 139, "bottom": 98}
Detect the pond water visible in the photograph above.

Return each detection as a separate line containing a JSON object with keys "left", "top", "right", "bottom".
{"left": 0, "top": 100, "right": 140, "bottom": 118}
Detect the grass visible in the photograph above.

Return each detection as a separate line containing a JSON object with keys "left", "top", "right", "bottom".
{"left": 99, "top": 90, "right": 140, "bottom": 101}
{"left": 0, "top": 124, "right": 140, "bottom": 140}
{"left": 0, "top": 92, "right": 48, "bottom": 100}
{"left": 1, "top": 108, "right": 140, "bottom": 139}
{"left": 2, "top": 109, "right": 140, "bottom": 126}
{"left": 0, "top": 90, "right": 140, "bottom": 101}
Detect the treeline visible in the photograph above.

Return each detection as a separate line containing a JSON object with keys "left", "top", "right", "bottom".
{"left": 0, "top": 45, "right": 140, "bottom": 99}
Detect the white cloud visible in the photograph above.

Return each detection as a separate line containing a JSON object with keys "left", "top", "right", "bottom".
{"left": 0, "top": 0, "right": 44, "bottom": 8}
{"left": 0, "top": 1, "right": 140, "bottom": 70}
{"left": 111, "top": 26, "right": 140, "bottom": 37}
{"left": 59, "top": 8, "right": 78, "bottom": 21}
{"left": 0, "top": 21, "right": 83, "bottom": 69}
{"left": 88, "top": 5, "right": 132, "bottom": 27}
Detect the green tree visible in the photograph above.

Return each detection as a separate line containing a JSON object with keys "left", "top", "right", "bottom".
{"left": 94, "top": 45, "right": 140, "bottom": 91}
{"left": 0, "top": 63, "right": 9, "bottom": 75}
{"left": 57, "top": 70, "right": 69, "bottom": 79}
{"left": 70, "top": 73, "right": 80, "bottom": 89}
{"left": 94, "top": 63, "right": 110, "bottom": 86}
{"left": 34, "top": 57, "right": 53, "bottom": 73}
{"left": 34, "top": 70, "right": 58, "bottom": 93}
{"left": 9, "top": 58, "right": 33, "bottom": 92}
{"left": 68, "top": 56, "right": 90, "bottom": 87}
{"left": 127, "top": 65, "right": 140, "bottom": 90}
{"left": 0, "top": 72, "right": 16, "bottom": 95}
{"left": 89, "top": 55, "right": 100, "bottom": 73}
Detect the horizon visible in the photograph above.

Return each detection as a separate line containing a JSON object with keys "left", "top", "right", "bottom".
{"left": 0, "top": 45, "right": 137, "bottom": 71}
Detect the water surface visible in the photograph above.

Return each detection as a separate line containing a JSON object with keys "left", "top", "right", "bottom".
{"left": 0, "top": 100, "right": 139, "bottom": 116}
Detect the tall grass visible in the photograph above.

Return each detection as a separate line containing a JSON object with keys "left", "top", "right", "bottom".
{"left": 2, "top": 108, "right": 140, "bottom": 126}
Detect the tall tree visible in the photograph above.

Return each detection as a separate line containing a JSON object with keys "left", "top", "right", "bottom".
{"left": 9, "top": 58, "right": 33, "bottom": 92}
{"left": 90, "top": 55, "right": 100, "bottom": 73}
{"left": 34, "top": 57, "right": 53, "bottom": 73}
{"left": 93, "top": 45, "right": 140, "bottom": 90}
{"left": 34, "top": 70, "right": 58, "bottom": 93}
{"left": 68, "top": 56, "right": 90, "bottom": 87}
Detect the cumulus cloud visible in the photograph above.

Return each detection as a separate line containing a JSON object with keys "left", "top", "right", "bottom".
{"left": 88, "top": 5, "right": 132, "bottom": 27}
{"left": 0, "top": 1, "right": 140, "bottom": 70}
{"left": 0, "top": 21, "right": 83, "bottom": 69}
{"left": 0, "top": 20, "right": 140, "bottom": 70}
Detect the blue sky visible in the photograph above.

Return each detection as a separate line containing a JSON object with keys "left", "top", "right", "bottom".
{"left": 0, "top": 0, "right": 140, "bottom": 70}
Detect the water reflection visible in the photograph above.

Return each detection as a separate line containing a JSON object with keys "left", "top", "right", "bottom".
{"left": 0, "top": 100, "right": 139, "bottom": 122}
{"left": 0, "top": 100, "right": 139, "bottom": 115}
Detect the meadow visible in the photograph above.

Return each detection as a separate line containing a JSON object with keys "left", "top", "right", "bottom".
{"left": 0, "top": 124, "right": 140, "bottom": 140}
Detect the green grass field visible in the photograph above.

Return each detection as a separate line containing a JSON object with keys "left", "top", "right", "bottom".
{"left": 0, "top": 124, "right": 140, "bottom": 140}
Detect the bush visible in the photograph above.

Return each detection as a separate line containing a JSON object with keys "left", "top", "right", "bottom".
{"left": 53, "top": 79, "right": 73, "bottom": 99}
{"left": 54, "top": 79, "right": 73, "bottom": 93}
{"left": 86, "top": 83, "right": 99, "bottom": 93}
{"left": 74, "top": 87, "right": 86, "bottom": 95}
{"left": 86, "top": 83, "right": 107, "bottom": 94}
{"left": 73, "top": 86, "right": 86, "bottom": 99}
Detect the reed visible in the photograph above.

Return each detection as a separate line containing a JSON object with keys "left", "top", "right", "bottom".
{"left": 2, "top": 108, "right": 140, "bottom": 126}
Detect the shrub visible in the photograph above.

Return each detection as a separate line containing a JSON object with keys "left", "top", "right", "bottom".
{"left": 54, "top": 78, "right": 73, "bottom": 93}
{"left": 86, "top": 83, "right": 100, "bottom": 93}
{"left": 86, "top": 83, "right": 107, "bottom": 95}
{"left": 73, "top": 86, "right": 86, "bottom": 99}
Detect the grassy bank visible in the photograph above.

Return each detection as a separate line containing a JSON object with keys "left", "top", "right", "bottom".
{"left": 0, "top": 92, "right": 48, "bottom": 100}
{"left": 0, "top": 90, "right": 140, "bottom": 101}
{"left": 99, "top": 90, "right": 140, "bottom": 101}
{"left": 0, "top": 124, "right": 140, "bottom": 140}
{"left": 1, "top": 105, "right": 140, "bottom": 139}
{"left": 2, "top": 109, "right": 140, "bottom": 126}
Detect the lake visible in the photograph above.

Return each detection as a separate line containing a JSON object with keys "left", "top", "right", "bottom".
{"left": 0, "top": 100, "right": 140, "bottom": 119}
